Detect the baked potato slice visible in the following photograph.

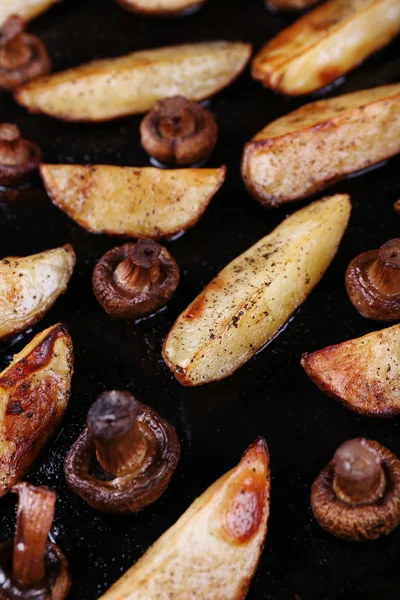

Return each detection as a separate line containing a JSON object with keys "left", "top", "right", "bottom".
{"left": 301, "top": 324, "right": 400, "bottom": 417}
{"left": 0, "top": 0, "right": 59, "bottom": 23}
{"left": 163, "top": 194, "right": 350, "bottom": 386}
{"left": 116, "top": 0, "right": 205, "bottom": 15}
{"left": 40, "top": 164, "right": 226, "bottom": 239}
{"left": 0, "top": 324, "right": 73, "bottom": 497}
{"left": 242, "top": 84, "right": 400, "bottom": 207}
{"left": 252, "top": 0, "right": 400, "bottom": 95}
{"left": 0, "top": 244, "right": 75, "bottom": 340}
{"left": 15, "top": 41, "right": 252, "bottom": 122}
{"left": 100, "top": 437, "right": 270, "bottom": 600}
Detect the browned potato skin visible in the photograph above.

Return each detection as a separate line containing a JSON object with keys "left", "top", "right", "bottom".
{"left": 40, "top": 164, "right": 226, "bottom": 239}
{"left": 301, "top": 324, "right": 400, "bottom": 417}
{"left": 116, "top": 0, "right": 205, "bottom": 15}
{"left": 0, "top": 324, "right": 73, "bottom": 497}
{"left": 242, "top": 84, "right": 400, "bottom": 207}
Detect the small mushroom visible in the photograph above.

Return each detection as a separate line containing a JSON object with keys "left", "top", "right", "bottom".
{"left": 345, "top": 238, "right": 400, "bottom": 321}
{"left": 140, "top": 95, "right": 218, "bottom": 166}
{"left": 394, "top": 199, "right": 400, "bottom": 214}
{"left": 311, "top": 438, "right": 400, "bottom": 541}
{"left": 64, "top": 390, "right": 181, "bottom": 513}
{"left": 0, "top": 482, "right": 70, "bottom": 600}
{"left": 92, "top": 238, "right": 180, "bottom": 320}
{"left": 0, "top": 123, "right": 41, "bottom": 186}
{"left": 0, "top": 15, "right": 50, "bottom": 91}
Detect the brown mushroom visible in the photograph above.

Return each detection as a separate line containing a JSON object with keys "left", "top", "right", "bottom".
{"left": 0, "top": 482, "right": 70, "bottom": 600}
{"left": 394, "top": 199, "right": 400, "bottom": 214}
{"left": 0, "top": 15, "right": 50, "bottom": 91}
{"left": 345, "top": 239, "right": 400, "bottom": 321}
{"left": 0, "top": 123, "right": 41, "bottom": 186}
{"left": 92, "top": 238, "right": 180, "bottom": 320}
{"left": 140, "top": 95, "right": 218, "bottom": 166}
{"left": 64, "top": 390, "right": 181, "bottom": 514}
{"left": 311, "top": 438, "right": 400, "bottom": 541}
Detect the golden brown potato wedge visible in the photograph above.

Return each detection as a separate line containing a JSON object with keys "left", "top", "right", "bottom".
{"left": 0, "top": 324, "right": 73, "bottom": 497}
{"left": 15, "top": 42, "right": 252, "bottom": 122}
{"left": 252, "top": 0, "right": 400, "bottom": 95}
{"left": 163, "top": 194, "right": 350, "bottom": 386}
{"left": 40, "top": 164, "right": 226, "bottom": 239}
{"left": 301, "top": 324, "right": 400, "bottom": 417}
{"left": 0, "top": 244, "right": 75, "bottom": 340}
{"left": 116, "top": 0, "right": 205, "bottom": 15}
{"left": 266, "top": 0, "right": 319, "bottom": 10}
{"left": 0, "top": 0, "right": 59, "bottom": 23}
{"left": 99, "top": 437, "right": 270, "bottom": 600}
{"left": 242, "top": 84, "right": 400, "bottom": 207}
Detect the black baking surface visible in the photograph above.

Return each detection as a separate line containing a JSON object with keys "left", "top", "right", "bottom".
{"left": 0, "top": 1, "right": 400, "bottom": 598}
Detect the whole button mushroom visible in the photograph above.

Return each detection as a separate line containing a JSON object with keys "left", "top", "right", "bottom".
{"left": 311, "top": 438, "right": 400, "bottom": 541}
{"left": 140, "top": 95, "right": 218, "bottom": 167}
{"left": 0, "top": 15, "right": 50, "bottom": 91}
{"left": 0, "top": 123, "right": 41, "bottom": 186}
{"left": 346, "top": 239, "right": 400, "bottom": 321}
{"left": 64, "top": 390, "right": 181, "bottom": 513}
{"left": 92, "top": 238, "right": 180, "bottom": 320}
{"left": 395, "top": 199, "right": 400, "bottom": 214}
{"left": 0, "top": 483, "right": 70, "bottom": 600}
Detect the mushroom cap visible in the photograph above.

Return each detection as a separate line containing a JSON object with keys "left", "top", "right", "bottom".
{"left": 140, "top": 95, "right": 218, "bottom": 166}
{"left": 0, "top": 541, "right": 70, "bottom": 600}
{"left": 64, "top": 398, "right": 181, "bottom": 514}
{"left": 345, "top": 239, "right": 400, "bottom": 322}
{"left": 311, "top": 440, "right": 400, "bottom": 541}
{"left": 92, "top": 240, "right": 180, "bottom": 320}
{"left": 0, "top": 16, "right": 51, "bottom": 91}
{"left": 0, "top": 123, "right": 41, "bottom": 186}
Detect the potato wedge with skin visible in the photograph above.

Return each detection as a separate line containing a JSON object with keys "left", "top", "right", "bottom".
{"left": 0, "top": 0, "right": 59, "bottom": 23}
{"left": 15, "top": 42, "right": 252, "bottom": 122}
{"left": 252, "top": 0, "right": 400, "bottom": 95}
{"left": 0, "top": 324, "right": 73, "bottom": 497}
{"left": 116, "top": 0, "right": 205, "bottom": 15}
{"left": 163, "top": 194, "right": 350, "bottom": 386}
{"left": 301, "top": 324, "right": 400, "bottom": 417}
{"left": 0, "top": 244, "right": 75, "bottom": 341}
{"left": 242, "top": 84, "right": 400, "bottom": 207}
{"left": 100, "top": 437, "right": 270, "bottom": 600}
{"left": 40, "top": 164, "right": 226, "bottom": 239}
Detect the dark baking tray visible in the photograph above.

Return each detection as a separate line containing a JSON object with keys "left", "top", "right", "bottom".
{"left": 0, "top": 1, "right": 399, "bottom": 598}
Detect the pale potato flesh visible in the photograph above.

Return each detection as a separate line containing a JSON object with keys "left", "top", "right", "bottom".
{"left": 0, "top": 244, "right": 75, "bottom": 340}
{"left": 15, "top": 42, "right": 252, "bottom": 121}
{"left": 0, "top": 324, "right": 73, "bottom": 496}
{"left": 40, "top": 164, "right": 226, "bottom": 239}
{"left": 301, "top": 324, "right": 400, "bottom": 417}
{"left": 100, "top": 438, "right": 270, "bottom": 600}
{"left": 0, "top": 0, "right": 59, "bottom": 23}
{"left": 118, "top": 0, "right": 204, "bottom": 14}
{"left": 252, "top": 0, "right": 400, "bottom": 95}
{"left": 242, "top": 84, "right": 400, "bottom": 206}
{"left": 163, "top": 194, "right": 351, "bottom": 386}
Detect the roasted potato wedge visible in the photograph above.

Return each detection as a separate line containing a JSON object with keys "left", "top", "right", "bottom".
{"left": 242, "top": 84, "right": 400, "bottom": 207}
{"left": 100, "top": 437, "right": 270, "bottom": 600}
{"left": 0, "top": 324, "right": 73, "bottom": 497}
{"left": 40, "top": 164, "right": 226, "bottom": 239}
{"left": 301, "top": 324, "right": 400, "bottom": 417}
{"left": 0, "top": 0, "right": 59, "bottom": 23}
{"left": 266, "top": 0, "right": 319, "bottom": 10}
{"left": 163, "top": 194, "right": 350, "bottom": 386}
{"left": 116, "top": 0, "right": 205, "bottom": 15}
{"left": 0, "top": 244, "right": 75, "bottom": 340}
{"left": 252, "top": 0, "right": 400, "bottom": 95}
{"left": 15, "top": 42, "right": 252, "bottom": 122}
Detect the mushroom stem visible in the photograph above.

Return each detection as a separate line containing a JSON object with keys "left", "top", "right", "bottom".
{"left": 0, "top": 16, "right": 32, "bottom": 70}
{"left": 12, "top": 482, "right": 56, "bottom": 587}
{"left": 0, "top": 123, "right": 29, "bottom": 165}
{"left": 157, "top": 98, "right": 197, "bottom": 139}
{"left": 87, "top": 391, "right": 148, "bottom": 477}
{"left": 368, "top": 239, "right": 400, "bottom": 296}
{"left": 333, "top": 438, "right": 386, "bottom": 506}
{"left": 113, "top": 239, "right": 161, "bottom": 292}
